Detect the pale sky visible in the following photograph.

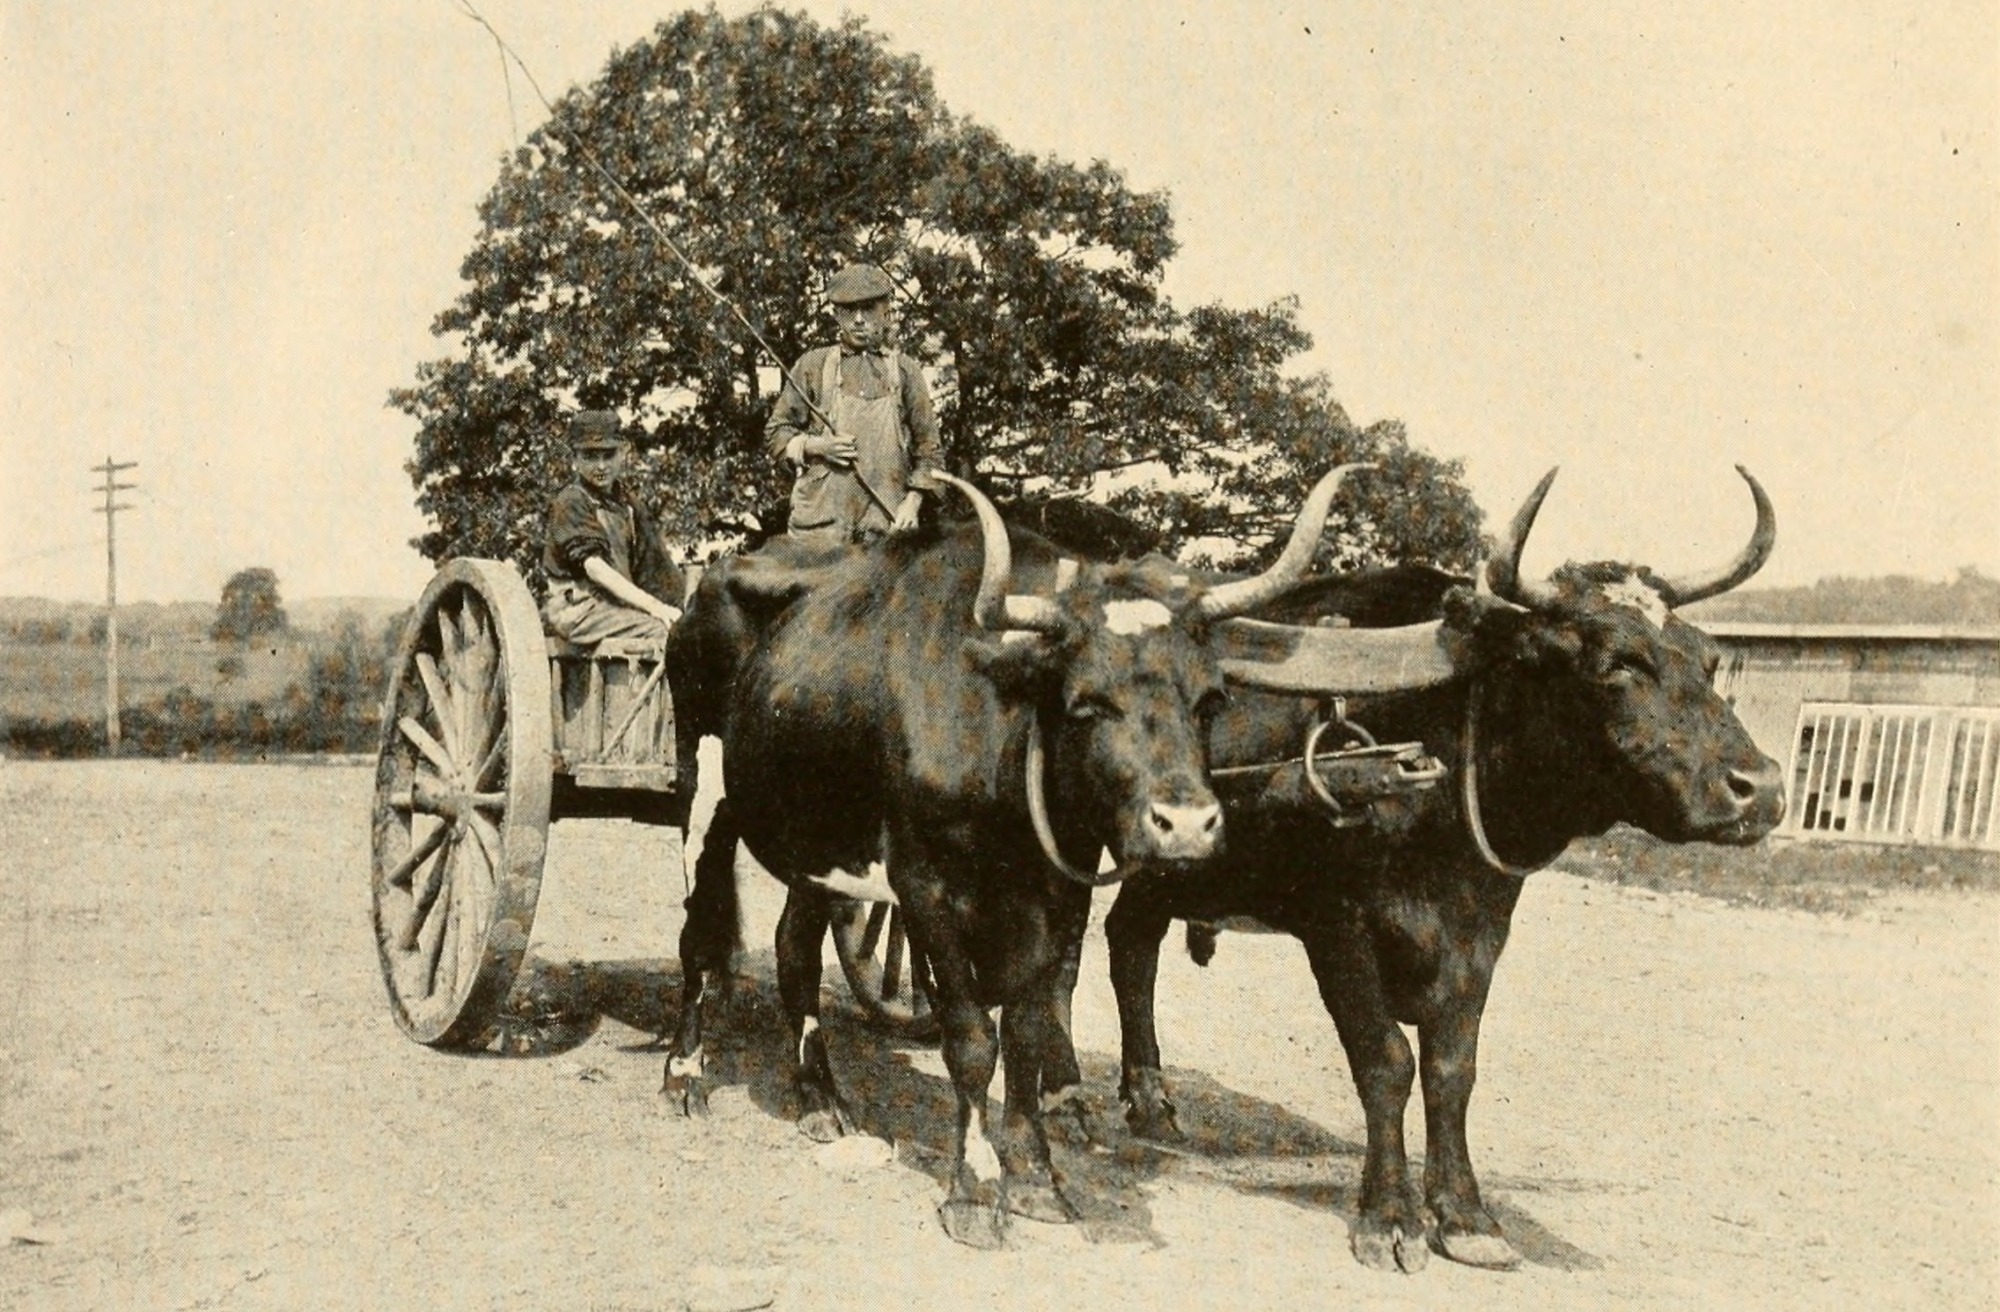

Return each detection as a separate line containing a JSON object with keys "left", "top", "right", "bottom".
{"left": 4, "top": 1, "right": 1994, "bottom": 603}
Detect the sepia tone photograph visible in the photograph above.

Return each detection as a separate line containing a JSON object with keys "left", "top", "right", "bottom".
{"left": 3, "top": 3, "right": 1995, "bottom": 1308}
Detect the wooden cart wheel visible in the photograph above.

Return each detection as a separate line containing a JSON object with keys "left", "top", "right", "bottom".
{"left": 371, "top": 559, "right": 552, "bottom": 1048}
{"left": 830, "top": 898, "right": 937, "bottom": 1039}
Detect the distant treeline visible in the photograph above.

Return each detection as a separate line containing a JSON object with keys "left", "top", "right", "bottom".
{"left": 4, "top": 616, "right": 400, "bottom": 760}
{"left": 0, "top": 595, "right": 409, "bottom": 646}
{"left": 1686, "top": 567, "right": 2000, "bottom": 627}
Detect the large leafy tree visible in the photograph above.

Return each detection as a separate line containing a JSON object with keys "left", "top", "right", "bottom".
{"left": 211, "top": 567, "right": 288, "bottom": 643}
{"left": 393, "top": 6, "right": 1480, "bottom": 579}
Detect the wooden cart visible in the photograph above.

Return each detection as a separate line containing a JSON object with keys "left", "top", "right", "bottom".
{"left": 368, "top": 558, "right": 931, "bottom": 1049}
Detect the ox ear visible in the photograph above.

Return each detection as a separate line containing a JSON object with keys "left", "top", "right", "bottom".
{"left": 1520, "top": 621, "right": 1585, "bottom": 670}
{"left": 962, "top": 634, "right": 1065, "bottom": 699}
{"left": 1443, "top": 586, "right": 1580, "bottom": 672}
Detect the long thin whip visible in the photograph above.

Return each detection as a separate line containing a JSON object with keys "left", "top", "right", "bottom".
{"left": 451, "top": 0, "right": 837, "bottom": 434}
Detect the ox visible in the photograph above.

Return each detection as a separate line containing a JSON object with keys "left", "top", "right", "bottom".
{"left": 1091, "top": 468, "right": 1785, "bottom": 1272}
{"left": 663, "top": 468, "right": 1374, "bottom": 1247}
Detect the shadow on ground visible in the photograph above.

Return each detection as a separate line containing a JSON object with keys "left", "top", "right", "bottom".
{"left": 477, "top": 950, "right": 1600, "bottom": 1266}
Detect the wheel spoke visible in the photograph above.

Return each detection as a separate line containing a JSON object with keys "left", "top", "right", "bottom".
{"left": 401, "top": 829, "right": 456, "bottom": 952}
{"left": 471, "top": 729, "right": 506, "bottom": 792}
{"left": 437, "top": 840, "right": 471, "bottom": 1003}
{"left": 447, "top": 594, "right": 503, "bottom": 776}
{"left": 436, "top": 601, "right": 463, "bottom": 673}
{"left": 882, "top": 910, "right": 906, "bottom": 1001}
{"left": 414, "top": 652, "right": 464, "bottom": 767}
{"left": 399, "top": 717, "right": 455, "bottom": 777}
{"left": 453, "top": 817, "right": 496, "bottom": 998}
{"left": 465, "top": 810, "right": 504, "bottom": 877}
{"left": 385, "top": 821, "right": 448, "bottom": 890}
{"left": 859, "top": 900, "right": 889, "bottom": 960}
{"left": 421, "top": 855, "right": 453, "bottom": 999}
{"left": 397, "top": 771, "right": 452, "bottom": 816}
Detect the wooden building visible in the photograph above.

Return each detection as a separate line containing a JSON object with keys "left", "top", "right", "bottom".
{"left": 1704, "top": 622, "right": 2000, "bottom": 850}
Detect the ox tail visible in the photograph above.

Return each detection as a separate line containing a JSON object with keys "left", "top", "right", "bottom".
{"left": 1185, "top": 921, "right": 1219, "bottom": 968}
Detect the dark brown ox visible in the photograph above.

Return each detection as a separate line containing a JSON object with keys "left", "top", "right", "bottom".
{"left": 663, "top": 468, "right": 1366, "bottom": 1247}
{"left": 1094, "top": 468, "right": 1785, "bottom": 1272}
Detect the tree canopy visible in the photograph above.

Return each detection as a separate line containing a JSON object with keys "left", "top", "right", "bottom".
{"left": 211, "top": 567, "right": 288, "bottom": 643}
{"left": 393, "top": 6, "right": 1481, "bottom": 578}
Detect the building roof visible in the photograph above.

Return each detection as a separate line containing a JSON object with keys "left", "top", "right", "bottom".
{"left": 1700, "top": 621, "right": 2000, "bottom": 643}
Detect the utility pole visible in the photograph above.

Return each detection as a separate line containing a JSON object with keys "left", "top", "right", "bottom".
{"left": 92, "top": 457, "right": 137, "bottom": 755}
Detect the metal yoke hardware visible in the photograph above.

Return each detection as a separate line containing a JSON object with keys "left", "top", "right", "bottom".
{"left": 1302, "top": 696, "right": 1446, "bottom": 828}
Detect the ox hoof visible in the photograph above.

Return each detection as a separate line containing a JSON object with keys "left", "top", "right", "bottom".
{"left": 1041, "top": 1087, "right": 1113, "bottom": 1150}
{"left": 661, "top": 1074, "right": 710, "bottom": 1120}
{"left": 1435, "top": 1228, "right": 1520, "bottom": 1270}
{"left": 938, "top": 1193, "right": 1008, "bottom": 1250}
{"left": 1122, "top": 1099, "right": 1183, "bottom": 1144}
{"left": 1007, "top": 1179, "right": 1079, "bottom": 1226}
{"left": 797, "top": 1107, "right": 851, "bottom": 1144}
{"left": 1352, "top": 1222, "right": 1428, "bottom": 1274}
{"left": 1121, "top": 1070, "right": 1183, "bottom": 1142}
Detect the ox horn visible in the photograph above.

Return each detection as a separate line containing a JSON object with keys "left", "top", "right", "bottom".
{"left": 933, "top": 472, "right": 1064, "bottom": 632}
{"left": 1654, "top": 465, "right": 1777, "bottom": 606}
{"left": 1484, "top": 467, "right": 1563, "bottom": 609}
{"left": 1192, "top": 464, "right": 1371, "bottom": 621}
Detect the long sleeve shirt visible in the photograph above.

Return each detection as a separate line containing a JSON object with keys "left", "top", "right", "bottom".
{"left": 764, "top": 346, "right": 943, "bottom": 489}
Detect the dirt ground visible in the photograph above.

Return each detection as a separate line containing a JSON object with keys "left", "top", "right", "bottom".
{"left": 2, "top": 761, "right": 1995, "bottom": 1311}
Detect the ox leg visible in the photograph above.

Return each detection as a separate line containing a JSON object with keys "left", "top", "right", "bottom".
{"left": 662, "top": 795, "right": 740, "bottom": 1117}
{"left": 998, "top": 997, "right": 1079, "bottom": 1225}
{"left": 1104, "top": 883, "right": 1182, "bottom": 1141}
{"left": 1033, "top": 905, "right": 1113, "bottom": 1151}
{"left": 1302, "top": 934, "right": 1429, "bottom": 1275}
{"left": 777, "top": 882, "right": 853, "bottom": 1143}
{"left": 1419, "top": 999, "right": 1519, "bottom": 1269}
{"left": 897, "top": 883, "right": 1008, "bottom": 1249}
{"left": 936, "top": 994, "right": 1007, "bottom": 1248}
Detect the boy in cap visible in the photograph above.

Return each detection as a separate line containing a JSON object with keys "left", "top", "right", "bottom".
{"left": 540, "top": 410, "right": 683, "bottom": 644}
{"left": 765, "top": 262, "right": 942, "bottom": 548}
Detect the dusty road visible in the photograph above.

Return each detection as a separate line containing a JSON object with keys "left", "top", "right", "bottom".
{"left": 2, "top": 762, "right": 1995, "bottom": 1310}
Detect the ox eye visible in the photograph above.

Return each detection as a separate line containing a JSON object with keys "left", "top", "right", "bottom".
{"left": 1194, "top": 688, "right": 1230, "bottom": 721}
{"left": 1606, "top": 654, "right": 1657, "bottom": 683}
{"left": 1066, "top": 693, "right": 1122, "bottom": 721}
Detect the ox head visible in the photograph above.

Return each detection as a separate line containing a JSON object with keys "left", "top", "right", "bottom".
{"left": 939, "top": 467, "right": 1368, "bottom": 877}
{"left": 1469, "top": 467, "right": 1786, "bottom": 845}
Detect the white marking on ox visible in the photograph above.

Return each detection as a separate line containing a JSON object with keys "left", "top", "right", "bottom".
{"left": 798, "top": 1015, "right": 821, "bottom": 1066}
{"left": 681, "top": 735, "right": 729, "bottom": 886}
{"left": 963, "top": 1111, "right": 1004, "bottom": 1182}
{"left": 1601, "top": 573, "right": 1670, "bottom": 628}
{"left": 668, "top": 1046, "right": 704, "bottom": 1079}
{"left": 1102, "top": 598, "right": 1173, "bottom": 634}
{"left": 806, "top": 862, "right": 898, "bottom": 905}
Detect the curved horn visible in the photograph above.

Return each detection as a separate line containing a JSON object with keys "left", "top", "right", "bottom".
{"left": 1655, "top": 466, "right": 1777, "bottom": 607}
{"left": 1484, "top": 467, "right": 1563, "bottom": 609}
{"left": 933, "top": 472, "right": 1063, "bottom": 632}
{"left": 1193, "top": 464, "right": 1371, "bottom": 620}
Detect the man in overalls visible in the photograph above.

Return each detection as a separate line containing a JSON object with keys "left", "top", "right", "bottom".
{"left": 765, "top": 263, "right": 943, "bottom": 548}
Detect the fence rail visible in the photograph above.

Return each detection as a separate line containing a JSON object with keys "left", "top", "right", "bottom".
{"left": 1785, "top": 702, "right": 1999, "bottom": 850}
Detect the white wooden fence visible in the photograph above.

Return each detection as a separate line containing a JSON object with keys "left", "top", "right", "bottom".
{"left": 1785, "top": 702, "right": 2000, "bottom": 850}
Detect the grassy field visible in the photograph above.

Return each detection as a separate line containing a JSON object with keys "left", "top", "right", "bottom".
{"left": 0, "top": 641, "right": 309, "bottom": 720}
{"left": 1561, "top": 824, "right": 2000, "bottom": 914}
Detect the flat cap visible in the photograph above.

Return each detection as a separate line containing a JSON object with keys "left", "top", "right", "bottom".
{"left": 566, "top": 410, "right": 625, "bottom": 447}
{"left": 825, "top": 263, "right": 894, "bottom": 306}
